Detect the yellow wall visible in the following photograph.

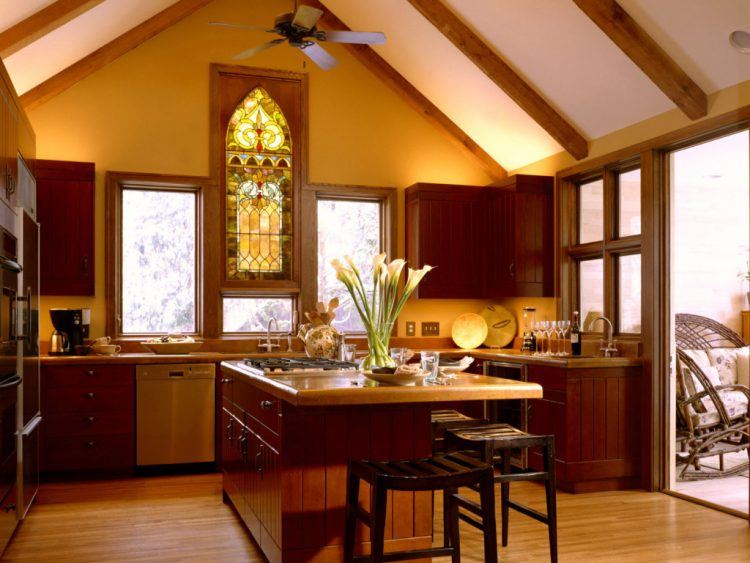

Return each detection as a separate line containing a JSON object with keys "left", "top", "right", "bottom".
{"left": 29, "top": 0, "right": 495, "bottom": 341}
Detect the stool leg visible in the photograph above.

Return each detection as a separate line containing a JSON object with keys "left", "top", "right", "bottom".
{"left": 344, "top": 465, "right": 360, "bottom": 563}
{"left": 447, "top": 489, "right": 461, "bottom": 563}
{"left": 544, "top": 439, "right": 558, "bottom": 563}
{"left": 442, "top": 487, "right": 452, "bottom": 548}
{"left": 479, "top": 469, "right": 498, "bottom": 562}
{"left": 501, "top": 450, "right": 511, "bottom": 547}
{"left": 370, "top": 480, "right": 388, "bottom": 563}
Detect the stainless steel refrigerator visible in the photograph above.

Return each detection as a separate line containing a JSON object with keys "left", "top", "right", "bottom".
{"left": 15, "top": 156, "right": 40, "bottom": 522}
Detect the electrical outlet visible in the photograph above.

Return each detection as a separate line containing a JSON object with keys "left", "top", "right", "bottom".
{"left": 421, "top": 322, "right": 440, "bottom": 336}
{"left": 405, "top": 321, "right": 416, "bottom": 336}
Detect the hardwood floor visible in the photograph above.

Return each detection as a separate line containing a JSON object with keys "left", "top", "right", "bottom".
{"left": 2, "top": 472, "right": 749, "bottom": 561}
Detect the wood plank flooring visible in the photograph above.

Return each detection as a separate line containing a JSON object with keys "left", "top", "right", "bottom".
{"left": 2, "top": 472, "right": 749, "bottom": 561}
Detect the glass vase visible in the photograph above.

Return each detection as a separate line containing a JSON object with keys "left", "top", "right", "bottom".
{"left": 360, "top": 323, "right": 397, "bottom": 370}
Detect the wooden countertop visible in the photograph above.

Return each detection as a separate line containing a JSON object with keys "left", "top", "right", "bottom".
{"left": 221, "top": 361, "right": 542, "bottom": 407}
{"left": 40, "top": 351, "right": 309, "bottom": 365}
{"left": 438, "top": 349, "right": 642, "bottom": 368}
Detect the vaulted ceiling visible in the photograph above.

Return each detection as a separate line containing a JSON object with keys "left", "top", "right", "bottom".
{"left": 0, "top": 0, "right": 748, "bottom": 172}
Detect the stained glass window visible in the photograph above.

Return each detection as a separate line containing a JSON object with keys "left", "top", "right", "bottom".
{"left": 225, "top": 87, "right": 292, "bottom": 279}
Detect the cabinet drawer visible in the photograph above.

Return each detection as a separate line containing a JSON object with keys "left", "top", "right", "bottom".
{"left": 44, "top": 365, "right": 134, "bottom": 388}
{"left": 45, "top": 386, "right": 134, "bottom": 414}
{"left": 235, "top": 378, "right": 280, "bottom": 434}
{"left": 45, "top": 411, "right": 134, "bottom": 437}
{"left": 45, "top": 434, "right": 134, "bottom": 471}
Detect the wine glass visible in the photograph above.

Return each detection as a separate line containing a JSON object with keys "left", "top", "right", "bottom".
{"left": 540, "top": 321, "right": 551, "bottom": 356}
{"left": 558, "top": 320, "right": 571, "bottom": 355}
{"left": 532, "top": 321, "right": 544, "bottom": 356}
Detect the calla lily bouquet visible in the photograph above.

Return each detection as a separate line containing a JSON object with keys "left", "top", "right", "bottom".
{"left": 332, "top": 253, "right": 433, "bottom": 369}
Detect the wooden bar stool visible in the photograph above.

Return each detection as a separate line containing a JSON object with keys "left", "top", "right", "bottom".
{"left": 344, "top": 452, "right": 498, "bottom": 563}
{"left": 431, "top": 409, "right": 489, "bottom": 453}
{"left": 445, "top": 423, "right": 558, "bottom": 562}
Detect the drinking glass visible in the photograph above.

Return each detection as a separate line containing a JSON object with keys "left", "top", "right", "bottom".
{"left": 558, "top": 320, "right": 571, "bottom": 355}
{"left": 421, "top": 351, "right": 440, "bottom": 383}
{"left": 532, "top": 321, "right": 543, "bottom": 356}
{"left": 342, "top": 343, "right": 357, "bottom": 363}
{"left": 390, "top": 347, "right": 409, "bottom": 366}
{"left": 541, "top": 321, "right": 552, "bottom": 356}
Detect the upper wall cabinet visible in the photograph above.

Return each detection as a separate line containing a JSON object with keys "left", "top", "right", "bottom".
{"left": 405, "top": 175, "right": 553, "bottom": 299}
{"left": 0, "top": 75, "right": 18, "bottom": 209}
{"left": 405, "top": 184, "right": 484, "bottom": 298}
{"left": 485, "top": 174, "right": 554, "bottom": 298}
{"left": 37, "top": 160, "right": 95, "bottom": 296}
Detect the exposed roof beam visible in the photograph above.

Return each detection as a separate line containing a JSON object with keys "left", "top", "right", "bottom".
{"left": 20, "top": 0, "right": 213, "bottom": 111}
{"left": 310, "top": 0, "right": 507, "bottom": 180}
{"left": 408, "top": 0, "right": 588, "bottom": 160}
{"left": 0, "top": 0, "right": 105, "bottom": 59}
{"left": 573, "top": 0, "right": 707, "bottom": 120}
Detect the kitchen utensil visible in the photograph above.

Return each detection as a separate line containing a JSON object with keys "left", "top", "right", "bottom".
{"left": 451, "top": 313, "right": 488, "bottom": 349}
{"left": 49, "top": 330, "right": 68, "bottom": 355}
{"left": 480, "top": 304, "right": 517, "bottom": 348}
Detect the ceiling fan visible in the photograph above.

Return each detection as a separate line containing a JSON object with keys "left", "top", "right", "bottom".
{"left": 210, "top": 3, "right": 386, "bottom": 71}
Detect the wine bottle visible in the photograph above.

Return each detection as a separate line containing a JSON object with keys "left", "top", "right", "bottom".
{"left": 571, "top": 311, "right": 582, "bottom": 356}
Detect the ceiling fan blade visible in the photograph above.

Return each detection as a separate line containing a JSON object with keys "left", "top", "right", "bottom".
{"left": 209, "top": 21, "right": 272, "bottom": 31}
{"left": 232, "top": 38, "right": 285, "bottom": 60}
{"left": 319, "top": 30, "right": 386, "bottom": 45}
{"left": 300, "top": 42, "right": 338, "bottom": 70}
{"left": 291, "top": 5, "right": 323, "bottom": 30}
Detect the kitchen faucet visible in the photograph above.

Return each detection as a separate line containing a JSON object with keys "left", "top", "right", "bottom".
{"left": 590, "top": 316, "right": 618, "bottom": 357}
{"left": 258, "top": 317, "right": 281, "bottom": 352}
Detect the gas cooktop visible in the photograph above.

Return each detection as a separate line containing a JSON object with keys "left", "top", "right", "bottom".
{"left": 241, "top": 357, "right": 358, "bottom": 375}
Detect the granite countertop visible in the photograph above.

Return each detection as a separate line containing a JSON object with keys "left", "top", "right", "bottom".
{"left": 221, "top": 361, "right": 543, "bottom": 407}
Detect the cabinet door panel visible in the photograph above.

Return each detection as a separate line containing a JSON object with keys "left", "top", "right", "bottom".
{"left": 36, "top": 160, "right": 95, "bottom": 295}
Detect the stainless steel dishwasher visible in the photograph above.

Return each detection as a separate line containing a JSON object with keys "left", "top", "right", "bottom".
{"left": 136, "top": 363, "right": 215, "bottom": 466}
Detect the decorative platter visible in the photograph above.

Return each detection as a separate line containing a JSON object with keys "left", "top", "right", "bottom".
{"left": 361, "top": 369, "right": 430, "bottom": 386}
{"left": 451, "top": 313, "right": 488, "bottom": 349}
{"left": 479, "top": 304, "right": 517, "bottom": 348}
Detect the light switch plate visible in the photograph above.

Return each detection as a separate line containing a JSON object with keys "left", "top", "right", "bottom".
{"left": 421, "top": 322, "right": 439, "bottom": 336}
{"left": 405, "top": 321, "right": 416, "bottom": 336}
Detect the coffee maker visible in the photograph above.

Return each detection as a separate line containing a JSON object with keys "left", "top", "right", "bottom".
{"left": 49, "top": 308, "right": 90, "bottom": 355}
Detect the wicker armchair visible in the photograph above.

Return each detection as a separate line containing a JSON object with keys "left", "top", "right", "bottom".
{"left": 675, "top": 314, "right": 750, "bottom": 480}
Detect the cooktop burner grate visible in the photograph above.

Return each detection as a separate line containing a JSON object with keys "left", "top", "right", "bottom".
{"left": 243, "top": 357, "right": 358, "bottom": 372}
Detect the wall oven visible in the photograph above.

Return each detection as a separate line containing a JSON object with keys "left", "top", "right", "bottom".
{"left": 483, "top": 360, "right": 529, "bottom": 468}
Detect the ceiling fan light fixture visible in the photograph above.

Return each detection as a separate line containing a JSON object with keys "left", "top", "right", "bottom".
{"left": 729, "top": 30, "right": 750, "bottom": 54}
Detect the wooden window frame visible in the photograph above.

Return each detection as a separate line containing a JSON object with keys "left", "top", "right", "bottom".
{"left": 105, "top": 172, "right": 207, "bottom": 339}
{"left": 300, "top": 183, "right": 397, "bottom": 334}
{"left": 560, "top": 158, "right": 642, "bottom": 339}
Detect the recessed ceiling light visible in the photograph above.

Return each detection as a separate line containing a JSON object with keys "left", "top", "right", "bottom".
{"left": 730, "top": 30, "right": 750, "bottom": 53}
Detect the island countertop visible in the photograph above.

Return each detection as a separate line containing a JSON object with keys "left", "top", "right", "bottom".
{"left": 221, "top": 360, "right": 542, "bottom": 406}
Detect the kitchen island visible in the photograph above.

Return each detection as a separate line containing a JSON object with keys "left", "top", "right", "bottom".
{"left": 219, "top": 360, "right": 542, "bottom": 563}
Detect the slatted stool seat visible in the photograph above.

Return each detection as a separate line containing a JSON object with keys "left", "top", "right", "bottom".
{"left": 445, "top": 423, "right": 558, "bottom": 562}
{"left": 431, "top": 409, "right": 489, "bottom": 453}
{"left": 344, "top": 452, "right": 498, "bottom": 563}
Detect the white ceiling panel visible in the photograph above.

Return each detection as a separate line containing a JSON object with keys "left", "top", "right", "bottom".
{"left": 620, "top": 0, "right": 750, "bottom": 93}
{"left": 0, "top": 0, "right": 56, "bottom": 32}
{"left": 323, "top": 0, "right": 563, "bottom": 171}
{"left": 4, "top": 0, "right": 177, "bottom": 95}
{"left": 442, "top": 0, "right": 675, "bottom": 139}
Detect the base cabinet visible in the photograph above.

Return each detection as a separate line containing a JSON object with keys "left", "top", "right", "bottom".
{"left": 527, "top": 364, "right": 642, "bottom": 493}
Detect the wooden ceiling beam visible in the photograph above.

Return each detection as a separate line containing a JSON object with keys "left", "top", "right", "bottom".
{"left": 0, "top": 0, "right": 106, "bottom": 59}
{"left": 408, "top": 0, "right": 588, "bottom": 160}
{"left": 573, "top": 0, "right": 707, "bottom": 120}
{"left": 310, "top": 0, "right": 507, "bottom": 180}
{"left": 20, "top": 0, "right": 213, "bottom": 111}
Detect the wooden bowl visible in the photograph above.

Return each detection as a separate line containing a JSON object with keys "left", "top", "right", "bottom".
{"left": 141, "top": 341, "right": 203, "bottom": 355}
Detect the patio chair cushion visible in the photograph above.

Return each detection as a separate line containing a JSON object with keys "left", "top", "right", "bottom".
{"left": 681, "top": 364, "right": 722, "bottom": 414}
{"left": 682, "top": 349, "right": 712, "bottom": 375}
{"left": 691, "top": 389, "right": 748, "bottom": 428}
{"left": 707, "top": 347, "right": 750, "bottom": 386}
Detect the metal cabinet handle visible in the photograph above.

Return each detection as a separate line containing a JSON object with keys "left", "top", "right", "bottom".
{"left": 82, "top": 255, "right": 89, "bottom": 274}
{"left": 86, "top": 370, "right": 96, "bottom": 376}
{"left": 85, "top": 392, "right": 96, "bottom": 399}
{"left": 255, "top": 444, "right": 264, "bottom": 474}
{"left": 260, "top": 400, "right": 274, "bottom": 410}
{"left": 509, "top": 262, "right": 515, "bottom": 279}
{"left": 226, "top": 421, "right": 233, "bottom": 441}
{"left": 85, "top": 416, "right": 97, "bottom": 423}
{"left": 85, "top": 441, "right": 95, "bottom": 448}
{"left": 221, "top": 378, "right": 232, "bottom": 384}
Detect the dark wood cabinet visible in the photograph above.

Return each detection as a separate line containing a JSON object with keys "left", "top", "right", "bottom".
{"left": 484, "top": 174, "right": 554, "bottom": 298}
{"left": 405, "top": 174, "right": 553, "bottom": 299}
{"left": 526, "top": 364, "right": 641, "bottom": 493}
{"left": 41, "top": 364, "right": 135, "bottom": 472}
{"left": 36, "top": 160, "right": 95, "bottom": 296}
{"left": 0, "top": 73, "right": 19, "bottom": 207}
{"left": 405, "top": 183, "right": 484, "bottom": 298}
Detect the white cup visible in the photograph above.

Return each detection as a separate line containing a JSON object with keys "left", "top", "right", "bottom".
{"left": 92, "top": 344, "right": 121, "bottom": 355}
